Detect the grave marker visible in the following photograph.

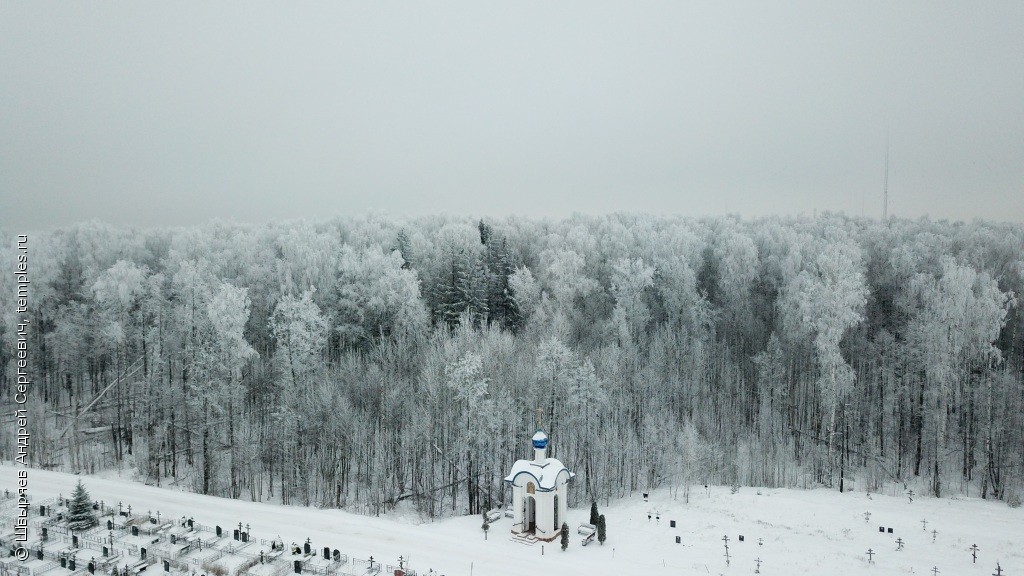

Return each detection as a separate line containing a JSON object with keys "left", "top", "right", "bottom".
{"left": 896, "top": 537, "right": 904, "bottom": 551}
{"left": 971, "top": 544, "right": 979, "bottom": 564}
{"left": 866, "top": 548, "right": 874, "bottom": 563}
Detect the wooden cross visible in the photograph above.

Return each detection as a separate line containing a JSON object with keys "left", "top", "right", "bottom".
{"left": 932, "top": 529, "right": 938, "bottom": 542}
{"left": 864, "top": 511, "right": 871, "bottom": 523}
{"left": 866, "top": 548, "right": 875, "bottom": 563}
{"left": 993, "top": 562, "right": 1003, "bottom": 576}
{"left": 931, "top": 566, "right": 940, "bottom": 576}
{"left": 895, "top": 537, "right": 904, "bottom": 551}
{"left": 921, "top": 519, "right": 927, "bottom": 531}
{"left": 907, "top": 490, "right": 915, "bottom": 503}
{"left": 971, "top": 544, "right": 979, "bottom": 564}
{"left": 755, "top": 558, "right": 762, "bottom": 574}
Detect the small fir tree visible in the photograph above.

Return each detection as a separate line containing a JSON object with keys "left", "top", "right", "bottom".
{"left": 560, "top": 522, "right": 569, "bottom": 551}
{"left": 590, "top": 501, "right": 599, "bottom": 525}
{"left": 67, "top": 480, "right": 97, "bottom": 531}
{"left": 597, "top": 514, "right": 607, "bottom": 545}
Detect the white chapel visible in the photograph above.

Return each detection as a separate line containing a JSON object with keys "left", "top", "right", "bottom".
{"left": 504, "top": 429, "right": 574, "bottom": 541}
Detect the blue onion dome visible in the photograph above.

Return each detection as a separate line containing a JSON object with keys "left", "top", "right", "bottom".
{"left": 532, "top": 429, "right": 548, "bottom": 449}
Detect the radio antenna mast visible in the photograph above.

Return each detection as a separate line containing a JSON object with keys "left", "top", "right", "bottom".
{"left": 883, "top": 139, "right": 890, "bottom": 222}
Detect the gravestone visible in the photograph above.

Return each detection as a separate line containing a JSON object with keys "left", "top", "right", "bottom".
{"left": 670, "top": 520, "right": 676, "bottom": 528}
{"left": 163, "top": 560, "right": 170, "bottom": 572}
{"left": 241, "top": 532, "right": 248, "bottom": 543}
{"left": 303, "top": 541, "right": 310, "bottom": 555}
{"left": 187, "top": 519, "right": 194, "bottom": 529}
{"left": 323, "top": 547, "right": 330, "bottom": 560}
{"left": 293, "top": 560, "right": 302, "bottom": 574}
{"left": 61, "top": 557, "right": 68, "bottom": 568}
{"left": 675, "top": 536, "right": 681, "bottom": 544}
{"left": 41, "top": 527, "right": 47, "bottom": 541}
{"left": 107, "top": 520, "right": 114, "bottom": 530}
{"left": 37, "top": 549, "right": 43, "bottom": 560}
{"left": 68, "top": 558, "right": 75, "bottom": 571}
{"left": 88, "top": 561, "right": 95, "bottom": 574}
{"left": 233, "top": 529, "right": 240, "bottom": 541}
{"left": 131, "top": 526, "right": 139, "bottom": 537}
{"left": 888, "top": 528, "right": 893, "bottom": 534}
{"left": 215, "top": 526, "right": 222, "bottom": 537}
{"left": 739, "top": 535, "right": 745, "bottom": 542}
{"left": 102, "top": 546, "right": 108, "bottom": 557}
{"left": 73, "top": 535, "right": 80, "bottom": 546}
{"left": 332, "top": 550, "right": 340, "bottom": 562}
{"left": 40, "top": 505, "right": 46, "bottom": 516}
{"left": 879, "top": 527, "right": 884, "bottom": 533}
{"left": 140, "top": 547, "right": 147, "bottom": 560}
{"left": 170, "top": 534, "right": 176, "bottom": 545}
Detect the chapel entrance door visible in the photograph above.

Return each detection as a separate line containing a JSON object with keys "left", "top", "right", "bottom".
{"left": 524, "top": 495, "right": 536, "bottom": 533}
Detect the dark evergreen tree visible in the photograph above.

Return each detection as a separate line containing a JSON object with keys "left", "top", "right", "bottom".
{"left": 560, "top": 522, "right": 569, "bottom": 551}
{"left": 394, "top": 229, "right": 413, "bottom": 270}
{"left": 67, "top": 480, "right": 97, "bottom": 531}
{"left": 597, "top": 514, "right": 606, "bottom": 545}
{"left": 590, "top": 501, "right": 599, "bottom": 525}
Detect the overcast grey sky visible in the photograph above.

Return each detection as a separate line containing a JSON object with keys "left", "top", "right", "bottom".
{"left": 1, "top": 1, "right": 1022, "bottom": 230}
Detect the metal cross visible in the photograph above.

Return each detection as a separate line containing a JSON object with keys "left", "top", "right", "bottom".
{"left": 971, "top": 544, "right": 979, "bottom": 564}
{"left": 921, "top": 519, "right": 927, "bottom": 531}
{"left": 907, "top": 490, "right": 915, "bottom": 503}
{"left": 932, "top": 566, "right": 940, "bottom": 576}
{"left": 864, "top": 511, "right": 871, "bottom": 523}
{"left": 896, "top": 537, "right": 904, "bottom": 551}
{"left": 932, "top": 529, "right": 938, "bottom": 542}
{"left": 755, "top": 558, "right": 762, "bottom": 574}
{"left": 993, "top": 561, "right": 1003, "bottom": 575}
{"left": 867, "top": 548, "right": 875, "bottom": 563}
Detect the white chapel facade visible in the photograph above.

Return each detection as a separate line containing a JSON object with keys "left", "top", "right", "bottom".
{"left": 504, "top": 429, "right": 574, "bottom": 541}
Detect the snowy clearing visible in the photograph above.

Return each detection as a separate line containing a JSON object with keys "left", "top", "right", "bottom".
{"left": 2, "top": 465, "right": 1022, "bottom": 576}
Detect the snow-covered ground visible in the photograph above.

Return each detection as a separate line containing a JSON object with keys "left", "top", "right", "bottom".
{"left": 2, "top": 465, "right": 1021, "bottom": 576}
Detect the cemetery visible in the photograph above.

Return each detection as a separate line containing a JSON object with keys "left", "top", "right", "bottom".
{"left": 2, "top": 466, "right": 1022, "bottom": 576}
{"left": 0, "top": 490, "right": 409, "bottom": 576}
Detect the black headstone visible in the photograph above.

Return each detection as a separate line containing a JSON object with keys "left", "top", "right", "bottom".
{"left": 170, "top": 534, "right": 176, "bottom": 544}
{"left": 187, "top": 519, "right": 194, "bottom": 529}
{"left": 131, "top": 526, "right": 139, "bottom": 537}
{"left": 88, "top": 562, "right": 95, "bottom": 574}
{"left": 887, "top": 528, "right": 893, "bottom": 534}
{"left": 37, "top": 549, "right": 43, "bottom": 560}
{"left": 69, "top": 558, "right": 76, "bottom": 571}
{"left": 107, "top": 520, "right": 114, "bottom": 530}
{"left": 293, "top": 560, "right": 302, "bottom": 574}
{"left": 739, "top": 535, "right": 744, "bottom": 542}
{"left": 103, "top": 546, "right": 109, "bottom": 557}
{"left": 41, "top": 527, "right": 48, "bottom": 541}
{"left": 879, "top": 526, "right": 884, "bottom": 532}
{"left": 323, "top": 547, "right": 330, "bottom": 560}
{"left": 332, "top": 550, "right": 340, "bottom": 562}
{"left": 670, "top": 520, "right": 676, "bottom": 528}
{"left": 675, "top": 536, "right": 681, "bottom": 544}
{"left": 215, "top": 526, "right": 222, "bottom": 537}
{"left": 61, "top": 557, "right": 68, "bottom": 568}
{"left": 140, "top": 547, "right": 147, "bottom": 560}
{"left": 40, "top": 505, "right": 46, "bottom": 516}
{"left": 241, "top": 532, "right": 248, "bottom": 543}
{"left": 73, "top": 535, "right": 80, "bottom": 546}
{"left": 163, "top": 561, "right": 170, "bottom": 572}
{"left": 303, "top": 542, "right": 310, "bottom": 555}
{"left": 233, "top": 529, "right": 240, "bottom": 541}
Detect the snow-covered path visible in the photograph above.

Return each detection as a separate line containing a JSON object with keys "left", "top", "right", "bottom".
{"left": 3, "top": 464, "right": 1022, "bottom": 575}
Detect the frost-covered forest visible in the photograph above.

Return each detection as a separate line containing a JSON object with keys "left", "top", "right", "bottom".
{"left": 2, "top": 214, "right": 1022, "bottom": 514}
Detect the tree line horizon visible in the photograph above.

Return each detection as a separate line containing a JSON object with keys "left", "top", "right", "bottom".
{"left": 1, "top": 212, "right": 1021, "bottom": 515}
